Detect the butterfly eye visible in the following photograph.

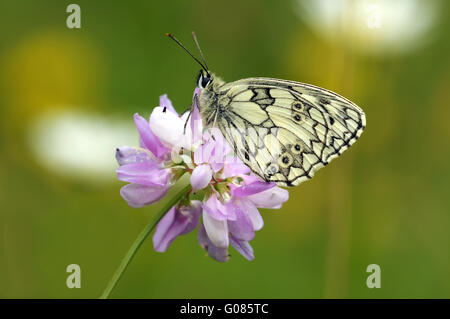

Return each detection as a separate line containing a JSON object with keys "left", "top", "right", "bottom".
{"left": 197, "top": 71, "right": 212, "bottom": 89}
{"left": 201, "top": 75, "right": 211, "bottom": 88}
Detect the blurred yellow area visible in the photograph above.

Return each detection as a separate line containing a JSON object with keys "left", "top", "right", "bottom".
{"left": 1, "top": 31, "right": 103, "bottom": 125}
{"left": 0, "top": 0, "right": 449, "bottom": 298}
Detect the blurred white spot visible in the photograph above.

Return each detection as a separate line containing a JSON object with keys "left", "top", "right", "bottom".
{"left": 366, "top": 4, "right": 381, "bottom": 29}
{"left": 28, "top": 109, "right": 138, "bottom": 183}
{"left": 295, "top": 0, "right": 441, "bottom": 55}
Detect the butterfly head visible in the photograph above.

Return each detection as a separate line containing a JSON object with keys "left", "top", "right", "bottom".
{"left": 197, "top": 70, "right": 213, "bottom": 89}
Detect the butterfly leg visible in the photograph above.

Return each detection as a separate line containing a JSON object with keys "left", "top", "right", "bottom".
{"left": 183, "top": 109, "right": 192, "bottom": 135}
{"left": 183, "top": 93, "right": 199, "bottom": 134}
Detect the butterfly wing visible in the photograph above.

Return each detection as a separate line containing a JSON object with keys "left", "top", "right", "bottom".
{"left": 214, "top": 77, "right": 366, "bottom": 187}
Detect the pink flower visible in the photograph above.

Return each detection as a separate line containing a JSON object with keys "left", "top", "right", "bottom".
{"left": 153, "top": 201, "right": 202, "bottom": 252}
{"left": 115, "top": 115, "right": 171, "bottom": 208}
{"left": 116, "top": 90, "right": 289, "bottom": 262}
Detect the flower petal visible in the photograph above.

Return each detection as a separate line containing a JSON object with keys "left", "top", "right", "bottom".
{"left": 159, "top": 94, "right": 177, "bottom": 115}
{"left": 221, "top": 162, "right": 250, "bottom": 179}
{"left": 240, "top": 199, "right": 264, "bottom": 231}
{"left": 227, "top": 203, "right": 255, "bottom": 241}
{"left": 179, "top": 200, "right": 203, "bottom": 235}
{"left": 116, "top": 162, "right": 170, "bottom": 186}
{"left": 134, "top": 113, "right": 169, "bottom": 158}
{"left": 209, "top": 128, "right": 232, "bottom": 154}
{"left": 247, "top": 186, "right": 289, "bottom": 209}
{"left": 197, "top": 224, "right": 229, "bottom": 262}
{"left": 194, "top": 140, "right": 215, "bottom": 165}
{"left": 203, "top": 195, "right": 228, "bottom": 221}
{"left": 208, "top": 129, "right": 227, "bottom": 172}
{"left": 230, "top": 235, "right": 254, "bottom": 261}
{"left": 190, "top": 164, "right": 212, "bottom": 192}
{"left": 115, "top": 146, "right": 153, "bottom": 166}
{"left": 209, "top": 153, "right": 224, "bottom": 173}
{"left": 233, "top": 180, "right": 276, "bottom": 197}
{"left": 120, "top": 183, "right": 169, "bottom": 208}
{"left": 153, "top": 203, "right": 201, "bottom": 252}
{"left": 153, "top": 206, "right": 177, "bottom": 252}
{"left": 202, "top": 209, "right": 229, "bottom": 248}
{"left": 149, "top": 107, "right": 185, "bottom": 148}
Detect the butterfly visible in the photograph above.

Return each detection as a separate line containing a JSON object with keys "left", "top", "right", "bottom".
{"left": 167, "top": 33, "right": 366, "bottom": 187}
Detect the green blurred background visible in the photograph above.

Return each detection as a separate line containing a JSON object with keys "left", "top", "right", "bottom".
{"left": 1, "top": 0, "right": 449, "bottom": 298}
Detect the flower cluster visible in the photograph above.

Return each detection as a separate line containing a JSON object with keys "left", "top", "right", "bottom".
{"left": 115, "top": 91, "right": 288, "bottom": 262}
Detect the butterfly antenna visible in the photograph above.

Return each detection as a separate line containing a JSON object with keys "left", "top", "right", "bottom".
{"left": 191, "top": 31, "right": 209, "bottom": 71}
{"left": 166, "top": 33, "right": 210, "bottom": 76}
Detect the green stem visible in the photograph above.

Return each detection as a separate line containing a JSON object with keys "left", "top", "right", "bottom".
{"left": 100, "top": 183, "right": 191, "bottom": 299}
